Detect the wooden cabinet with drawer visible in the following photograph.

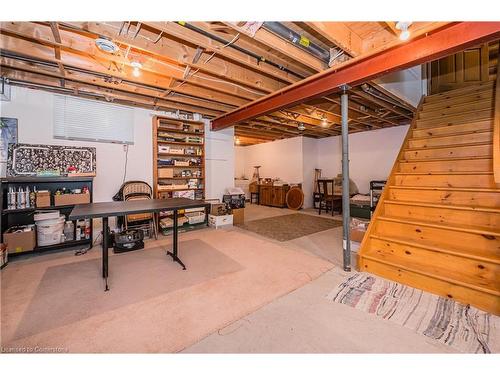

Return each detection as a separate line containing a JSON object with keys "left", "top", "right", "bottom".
{"left": 258, "top": 185, "right": 290, "bottom": 208}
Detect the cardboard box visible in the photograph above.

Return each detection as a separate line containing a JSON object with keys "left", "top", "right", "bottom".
{"left": 210, "top": 203, "right": 228, "bottom": 216}
{"left": 208, "top": 214, "right": 233, "bottom": 229}
{"left": 158, "top": 168, "right": 174, "bottom": 178}
{"left": 54, "top": 193, "right": 90, "bottom": 206}
{"left": 349, "top": 228, "right": 366, "bottom": 243}
{"left": 1, "top": 243, "right": 7, "bottom": 269}
{"left": 3, "top": 226, "right": 36, "bottom": 254}
{"left": 232, "top": 208, "right": 244, "bottom": 225}
{"left": 36, "top": 191, "right": 51, "bottom": 207}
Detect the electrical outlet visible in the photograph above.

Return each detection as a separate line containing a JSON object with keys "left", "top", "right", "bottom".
{"left": 123, "top": 144, "right": 128, "bottom": 152}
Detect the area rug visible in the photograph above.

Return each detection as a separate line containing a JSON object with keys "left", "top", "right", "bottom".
{"left": 237, "top": 213, "right": 342, "bottom": 241}
{"left": 327, "top": 273, "right": 500, "bottom": 353}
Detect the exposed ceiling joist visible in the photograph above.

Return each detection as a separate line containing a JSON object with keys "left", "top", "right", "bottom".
{"left": 222, "top": 22, "right": 327, "bottom": 72}
{"left": 211, "top": 22, "right": 500, "bottom": 130}
{"left": 304, "top": 22, "right": 363, "bottom": 57}
{"left": 144, "top": 21, "right": 298, "bottom": 84}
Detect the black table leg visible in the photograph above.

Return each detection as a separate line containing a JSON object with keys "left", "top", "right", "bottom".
{"left": 167, "top": 209, "right": 186, "bottom": 270}
{"left": 102, "top": 216, "right": 110, "bottom": 291}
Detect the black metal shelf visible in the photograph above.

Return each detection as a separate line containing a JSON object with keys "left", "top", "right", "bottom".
{"left": 1, "top": 176, "right": 94, "bottom": 183}
{"left": 8, "top": 239, "right": 92, "bottom": 258}
{"left": 2, "top": 204, "right": 78, "bottom": 215}
{"left": 1, "top": 176, "right": 94, "bottom": 257}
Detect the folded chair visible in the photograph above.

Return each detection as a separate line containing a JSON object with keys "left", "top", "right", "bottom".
{"left": 122, "top": 181, "right": 158, "bottom": 239}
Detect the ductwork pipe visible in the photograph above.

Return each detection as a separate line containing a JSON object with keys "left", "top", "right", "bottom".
{"left": 262, "top": 22, "right": 331, "bottom": 64}
{"left": 175, "top": 22, "right": 305, "bottom": 78}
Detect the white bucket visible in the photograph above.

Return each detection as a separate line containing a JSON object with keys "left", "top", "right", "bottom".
{"left": 36, "top": 215, "right": 65, "bottom": 247}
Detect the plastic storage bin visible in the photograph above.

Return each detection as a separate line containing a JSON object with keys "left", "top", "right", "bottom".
{"left": 35, "top": 213, "right": 65, "bottom": 247}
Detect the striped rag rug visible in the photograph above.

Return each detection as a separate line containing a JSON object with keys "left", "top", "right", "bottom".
{"left": 327, "top": 273, "right": 499, "bottom": 353}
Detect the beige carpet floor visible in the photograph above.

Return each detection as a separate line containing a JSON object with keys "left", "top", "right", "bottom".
{"left": 1, "top": 228, "right": 332, "bottom": 353}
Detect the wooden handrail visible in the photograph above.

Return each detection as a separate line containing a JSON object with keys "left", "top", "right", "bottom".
{"left": 494, "top": 56, "right": 500, "bottom": 184}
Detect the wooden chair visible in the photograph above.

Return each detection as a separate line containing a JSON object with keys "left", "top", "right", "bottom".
{"left": 122, "top": 181, "right": 158, "bottom": 239}
{"left": 249, "top": 181, "right": 259, "bottom": 204}
{"left": 317, "top": 179, "right": 342, "bottom": 216}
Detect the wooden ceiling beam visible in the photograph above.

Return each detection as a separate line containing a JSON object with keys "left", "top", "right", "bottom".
{"left": 2, "top": 67, "right": 223, "bottom": 117}
{"left": 0, "top": 23, "right": 257, "bottom": 106}
{"left": 144, "top": 21, "right": 298, "bottom": 84}
{"left": 304, "top": 22, "right": 363, "bottom": 57}
{"left": 0, "top": 33, "right": 251, "bottom": 109}
{"left": 199, "top": 22, "right": 314, "bottom": 78}
{"left": 351, "top": 87, "right": 413, "bottom": 119}
{"left": 60, "top": 22, "right": 285, "bottom": 96}
{"left": 222, "top": 22, "right": 327, "bottom": 72}
{"left": 0, "top": 59, "right": 233, "bottom": 114}
{"left": 320, "top": 96, "right": 402, "bottom": 127}
{"left": 212, "top": 22, "right": 500, "bottom": 130}
{"left": 234, "top": 135, "right": 267, "bottom": 146}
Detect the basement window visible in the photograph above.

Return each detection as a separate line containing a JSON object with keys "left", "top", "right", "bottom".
{"left": 53, "top": 95, "right": 134, "bottom": 145}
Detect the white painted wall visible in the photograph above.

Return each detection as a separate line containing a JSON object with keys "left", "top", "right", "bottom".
{"left": 375, "top": 65, "right": 423, "bottom": 107}
{"left": 1, "top": 86, "right": 234, "bottom": 230}
{"left": 234, "top": 136, "right": 321, "bottom": 208}
{"left": 204, "top": 118, "right": 234, "bottom": 200}
{"left": 317, "top": 125, "right": 409, "bottom": 194}
{"left": 301, "top": 137, "right": 318, "bottom": 208}
{"left": 238, "top": 137, "right": 304, "bottom": 185}
{"left": 234, "top": 145, "right": 247, "bottom": 179}
{"left": 235, "top": 125, "right": 409, "bottom": 203}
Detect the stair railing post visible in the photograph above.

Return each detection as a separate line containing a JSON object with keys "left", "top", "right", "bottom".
{"left": 341, "top": 84, "right": 351, "bottom": 272}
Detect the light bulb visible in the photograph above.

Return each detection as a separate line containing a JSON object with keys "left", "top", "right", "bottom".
{"left": 321, "top": 117, "right": 328, "bottom": 127}
{"left": 235, "top": 137, "right": 240, "bottom": 145}
{"left": 131, "top": 61, "right": 142, "bottom": 77}
{"left": 399, "top": 29, "right": 410, "bottom": 41}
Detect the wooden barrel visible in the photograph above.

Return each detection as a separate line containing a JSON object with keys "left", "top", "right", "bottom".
{"left": 286, "top": 187, "right": 304, "bottom": 210}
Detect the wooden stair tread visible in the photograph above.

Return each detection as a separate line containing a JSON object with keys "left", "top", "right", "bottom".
{"left": 369, "top": 234, "right": 500, "bottom": 265}
{"left": 412, "top": 119, "right": 493, "bottom": 132}
{"left": 394, "top": 171, "right": 493, "bottom": 176}
{"left": 419, "top": 106, "right": 492, "bottom": 118}
{"left": 420, "top": 98, "right": 494, "bottom": 117}
{"left": 388, "top": 185, "right": 500, "bottom": 193}
{"left": 409, "top": 129, "right": 492, "bottom": 141}
{"left": 424, "top": 82, "right": 494, "bottom": 101}
{"left": 360, "top": 252, "right": 500, "bottom": 297}
{"left": 405, "top": 141, "right": 491, "bottom": 151}
{"left": 384, "top": 199, "right": 500, "bottom": 213}
{"left": 359, "top": 80, "right": 499, "bottom": 314}
{"left": 399, "top": 156, "right": 492, "bottom": 163}
{"left": 378, "top": 216, "right": 500, "bottom": 236}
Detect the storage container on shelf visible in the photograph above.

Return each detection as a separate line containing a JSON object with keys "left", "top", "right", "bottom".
{"left": 34, "top": 211, "right": 65, "bottom": 247}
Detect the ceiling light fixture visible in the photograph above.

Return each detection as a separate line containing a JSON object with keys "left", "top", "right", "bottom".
{"left": 297, "top": 123, "right": 305, "bottom": 131}
{"left": 235, "top": 137, "right": 241, "bottom": 145}
{"left": 321, "top": 115, "right": 329, "bottom": 128}
{"left": 95, "top": 38, "right": 119, "bottom": 53}
{"left": 131, "top": 61, "right": 142, "bottom": 77}
{"left": 395, "top": 22, "right": 412, "bottom": 41}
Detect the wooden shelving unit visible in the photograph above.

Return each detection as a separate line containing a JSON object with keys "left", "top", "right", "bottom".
{"left": 152, "top": 116, "right": 208, "bottom": 235}
{"left": 152, "top": 116, "right": 206, "bottom": 200}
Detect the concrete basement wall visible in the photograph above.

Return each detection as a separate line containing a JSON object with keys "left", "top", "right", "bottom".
{"left": 1, "top": 86, "right": 234, "bottom": 231}
{"left": 317, "top": 125, "right": 409, "bottom": 194}
{"left": 234, "top": 125, "right": 409, "bottom": 205}
{"left": 239, "top": 137, "right": 304, "bottom": 185}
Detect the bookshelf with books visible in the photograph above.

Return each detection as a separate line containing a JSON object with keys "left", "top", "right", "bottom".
{"left": 152, "top": 116, "right": 207, "bottom": 235}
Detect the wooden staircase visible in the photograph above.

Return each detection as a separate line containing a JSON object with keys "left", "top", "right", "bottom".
{"left": 358, "top": 80, "right": 500, "bottom": 315}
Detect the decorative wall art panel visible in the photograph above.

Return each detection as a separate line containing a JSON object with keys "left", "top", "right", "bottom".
{"left": 7, "top": 143, "right": 96, "bottom": 176}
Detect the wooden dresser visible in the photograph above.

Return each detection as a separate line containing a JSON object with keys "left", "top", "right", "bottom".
{"left": 258, "top": 184, "right": 290, "bottom": 208}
